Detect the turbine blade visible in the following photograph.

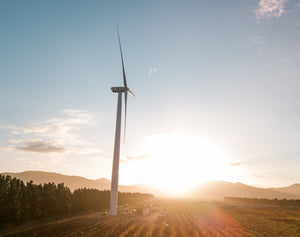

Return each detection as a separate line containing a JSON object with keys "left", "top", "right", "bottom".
{"left": 128, "top": 90, "right": 135, "bottom": 97}
{"left": 117, "top": 27, "right": 127, "bottom": 88}
{"left": 124, "top": 91, "right": 128, "bottom": 143}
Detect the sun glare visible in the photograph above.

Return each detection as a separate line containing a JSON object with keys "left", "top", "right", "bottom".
{"left": 122, "top": 134, "right": 229, "bottom": 196}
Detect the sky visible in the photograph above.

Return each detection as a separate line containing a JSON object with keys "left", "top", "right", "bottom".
{"left": 1, "top": 0, "right": 300, "bottom": 191}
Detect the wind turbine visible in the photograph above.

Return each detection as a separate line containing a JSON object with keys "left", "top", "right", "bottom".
{"left": 109, "top": 28, "right": 134, "bottom": 216}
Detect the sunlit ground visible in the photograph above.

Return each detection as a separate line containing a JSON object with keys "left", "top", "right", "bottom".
{"left": 3, "top": 199, "right": 299, "bottom": 237}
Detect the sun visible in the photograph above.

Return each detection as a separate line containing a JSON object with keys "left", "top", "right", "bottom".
{"left": 121, "top": 134, "right": 230, "bottom": 196}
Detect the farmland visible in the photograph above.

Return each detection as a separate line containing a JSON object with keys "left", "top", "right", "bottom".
{"left": 1, "top": 199, "right": 299, "bottom": 237}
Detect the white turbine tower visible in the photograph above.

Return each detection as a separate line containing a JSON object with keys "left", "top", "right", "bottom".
{"left": 109, "top": 28, "right": 134, "bottom": 216}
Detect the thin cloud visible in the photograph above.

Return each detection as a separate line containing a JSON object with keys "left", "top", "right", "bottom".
{"left": 59, "top": 109, "right": 94, "bottom": 124}
{"left": 2, "top": 109, "right": 100, "bottom": 155}
{"left": 126, "top": 154, "right": 148, "bottom": 161}
{"left": 0, "top": 123, "right": 18, "bottom": 130}
{"left": 228, "top": 162, "right": 244, "bottom": 167}
{"left": 148, "top": 68, "right": 158, "bottom": 76}
{"left": 122, "top": 154, "right": 149, "bottom": 163}
{"left": 282, "top": 57, "right": 289, "bottom": 63}
{"left": 248, "top": 35, "right": 266, "bottom": 46}
{"left": 255, "top": 0, "right": 288, "bottom": 20}
{"left": 15, "top": 139, "right": 66, "bottom": 154}
{"left": 254, "top": 174, "right": 264, "bottom": 178}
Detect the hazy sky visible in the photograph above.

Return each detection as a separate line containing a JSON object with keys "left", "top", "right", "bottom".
{"left": 1, "top": 0, "right": 300, "bottom": 190}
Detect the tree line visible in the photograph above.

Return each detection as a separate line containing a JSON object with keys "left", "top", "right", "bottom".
{"left": 0, "top": 175, "right": 153, "bottom": 226}
{"left": 224, "top": 197, "right": 300, "bottom": 207}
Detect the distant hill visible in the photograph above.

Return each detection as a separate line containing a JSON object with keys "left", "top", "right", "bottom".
{"left": 268, "top": 183, "right": 300, "bottom": 196}
{"left": 2, "top": 171, "right": 300, "bottom": 200}
{"left": 187, "top": 181, "right": 300, "bottom": 200}
{"left": 95, "top": 178, "right": 111, "bottom": 183}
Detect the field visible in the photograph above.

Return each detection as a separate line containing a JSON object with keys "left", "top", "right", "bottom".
{"left": 1, "top": 199, "right": 300, "bottom": 237}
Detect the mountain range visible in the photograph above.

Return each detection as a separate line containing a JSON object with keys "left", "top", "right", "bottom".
{"left": 187, "top": 181, "right": 300, "bottom": 200}
{"left": 2, "top": 171, "right": 300, "bottom": 200}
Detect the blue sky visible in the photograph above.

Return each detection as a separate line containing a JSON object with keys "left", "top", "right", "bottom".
{"left": 1, "top": 0, "right": 300, "bottom": 189}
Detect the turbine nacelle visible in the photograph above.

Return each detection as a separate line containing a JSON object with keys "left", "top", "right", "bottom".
{"left": 111, "top": 87, "right": 135, "bottom": 96}
{"left": 111, "top": 86, "right": 127, "bottom": 93}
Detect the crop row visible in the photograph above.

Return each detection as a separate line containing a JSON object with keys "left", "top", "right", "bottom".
{"left": 2, "top": 200, "right": 299, "bottom": 237}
